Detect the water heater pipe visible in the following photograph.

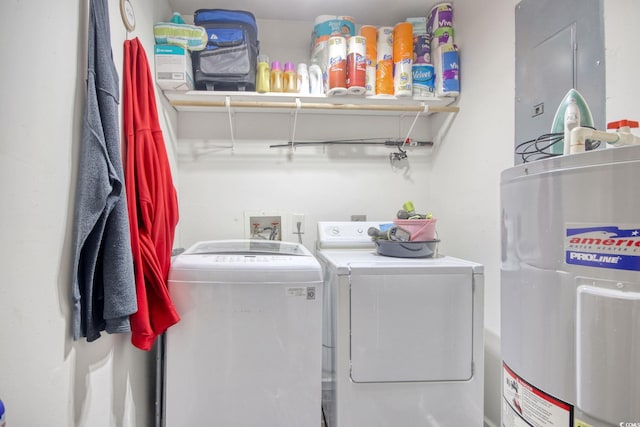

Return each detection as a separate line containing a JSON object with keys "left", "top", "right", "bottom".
{"left": 569, "top": 126, "right": 640, "bottom": 154}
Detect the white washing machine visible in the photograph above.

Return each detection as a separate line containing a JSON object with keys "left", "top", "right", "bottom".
{"left": 163, "top": 240, "right": 323, "bottom": 427}
{"left": 316, "top": 222, "right": 484, "bottom": 427}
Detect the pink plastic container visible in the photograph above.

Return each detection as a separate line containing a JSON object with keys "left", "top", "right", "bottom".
{"left": 393, "top": 218, "right": 437, "bottom": 241}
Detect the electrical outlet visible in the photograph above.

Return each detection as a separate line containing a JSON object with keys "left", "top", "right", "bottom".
{"left": 292, "top": 213, "right": 305, "bottom": 235}
{"left": 244, "top": 211, "right": 283, "bottom": 240}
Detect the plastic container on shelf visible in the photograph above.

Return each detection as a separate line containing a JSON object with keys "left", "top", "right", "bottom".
{"left": 309, "top": 63, "right": 323, "bottom": 95}
{"left": 270, "top": 61, "right": 284, "bottom": 92}
{"left": 297, "top": 63, "right": 310, "bottom": 94}
{"left": 256, "top": 54, "right": 271, "bottom": 93}
{"left": 284, "top": 62, "right": 297, "bottom": 93}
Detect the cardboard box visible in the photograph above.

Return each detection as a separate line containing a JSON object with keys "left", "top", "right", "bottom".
{"left": 154, "top": 44, "right": 194, "bottom": 91}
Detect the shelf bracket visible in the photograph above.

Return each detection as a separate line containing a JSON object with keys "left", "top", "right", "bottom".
{"left": 225, "top": 96, "right": 235, "bottom": 152}
{"left": 402, "top": 102, "right": 428, "bottom": 144}
{"left": 290, "top": 98, "right": 302, "bottom": 152}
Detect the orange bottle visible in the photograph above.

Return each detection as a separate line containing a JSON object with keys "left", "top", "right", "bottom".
{"left": 270, "top": 61, "right": 283, "bottom": 92}
{"left": 284, "top": 62, "right": 297, "bottom": 93}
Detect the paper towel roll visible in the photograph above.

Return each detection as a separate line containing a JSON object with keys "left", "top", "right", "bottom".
{"left": 313, "top": 15, "right": 355, "bottom": 46}
{"left": 427, "top": 3, "right": 454, "bottom": 38}
{"left": 365, "top": 65, "right": 376, "bottom": 96}
{"left": 314, "top": 14, "right": 336, "bottom": 26}
{"left": 360, "top": 25, "right": 377, "bottom": 66}
{"left": 435, "top": 43, "right": 459, "bottom": 97}
{"left": 375, "top": 60, "right": 393, "bottom": 96}
{"left": 394, "top": 58, "right": 413, "bottom": 97}
{"left": 375, "top": 27, "right": 394, "bottom": 96}
{"left": 376, "top": 27, "right": 393, "bottom": 62}
{"left": 360, "top": 26, "right": 377, "bottom": 95}
{"left": 412, "top": 63, "right": 435, "bottom": 97}
{"left": 338, "top": 15, "right": 356, "bottom": 30}
{"left": 413, "top": 33, "right": 432, "bottom": 64}
{"left": 328, "top": 36, "right": 347, "bottom": 95}
{"left": 347, "top": 35, "right": 366, "bottom": 95}
{"left": 393, "top": 22, "right": 413, "bottom": 61}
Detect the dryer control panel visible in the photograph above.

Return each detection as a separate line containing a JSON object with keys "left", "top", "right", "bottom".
{"left": 317, "top": 221, "right": 393, "bottom": 249}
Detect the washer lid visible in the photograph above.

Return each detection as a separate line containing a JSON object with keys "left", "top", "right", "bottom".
{"left": 186, "top": 239, "right": 310, "bottom": 256}
{"left": 169, "top": 240, "right": 322, "bottom": 283}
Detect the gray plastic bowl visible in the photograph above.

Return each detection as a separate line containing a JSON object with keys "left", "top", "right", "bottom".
{"left": 375, "top": 239, "right": 440, "bottom": 258}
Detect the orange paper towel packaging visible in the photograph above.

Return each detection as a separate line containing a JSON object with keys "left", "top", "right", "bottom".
{"left": 393, "top": 22, "right": 413, "bottom": 61}
{"left": 393, "top": 22, "right": 413, "bottom": 96}
{"left": 375, "top": 27, "right": 393, "bottom": 96}
{"left": 360, "top": 25, "right": 377, "bottom": 95}
{"left": 360, "top": 25, "right": 378, "bottom": 95}
{"left": 360, "top": 25, "right": 377, "bottom": 63}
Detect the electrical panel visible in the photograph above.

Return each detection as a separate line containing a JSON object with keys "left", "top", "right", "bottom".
{"left": 514, "top": 0, "right": 605, "bottom": 164}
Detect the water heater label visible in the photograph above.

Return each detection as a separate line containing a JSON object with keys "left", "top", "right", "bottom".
{"left": 502, "top": 362, "right": 573, "bottom": 427}
{"left": 565, "top": 224, "right": 640, "bottom": 272}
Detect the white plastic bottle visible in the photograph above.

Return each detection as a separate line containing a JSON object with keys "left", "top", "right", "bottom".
{"left": 297, "top": 63, "right": 310, "bottom": 94}
{"left": 309, "top": 63, "right": 323, "bottom": 95}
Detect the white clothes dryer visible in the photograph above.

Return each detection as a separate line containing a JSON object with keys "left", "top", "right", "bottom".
{"left": 316, "top": 222, "right": 484, "bottom": 427}
{"left": 163, "top": 240, "right": 323, "bottom": 427}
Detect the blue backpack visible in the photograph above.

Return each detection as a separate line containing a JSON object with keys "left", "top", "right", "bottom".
{"left": 192, "top": 9, "right": 259, "bottom": 91}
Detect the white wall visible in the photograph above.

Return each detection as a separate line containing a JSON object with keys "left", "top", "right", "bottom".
{"left": 0, "top": 0, "right": 173, "bottom": 426}
{"left": 604, "top": 0, "right": 640, "bottom": 126}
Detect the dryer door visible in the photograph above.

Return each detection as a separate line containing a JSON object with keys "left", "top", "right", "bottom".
{"left": 349, "top": 265, "right": 474, "bottom": 383}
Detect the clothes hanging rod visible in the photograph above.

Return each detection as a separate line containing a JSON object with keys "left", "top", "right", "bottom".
{"left": 169, "top": 98, "right": 460, "bottom": 114}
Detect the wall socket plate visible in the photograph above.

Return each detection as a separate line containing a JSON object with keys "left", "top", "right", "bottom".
{"left": 291, "top": 213, "right": 305, "bottom": 234}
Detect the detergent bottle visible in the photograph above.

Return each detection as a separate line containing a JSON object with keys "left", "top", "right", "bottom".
{"left": 297, "top": 63, "right": 310, "bottom": 94}
{"left": 270, "top": 61, "right": 284, "bottom": 92}
{"left": 283, "top": 62, "right": 297, "bottom": 93}
{"left": 309, "top": 63, "right": 323, "bottom": 95}
{"left": 256, "top": 54, "right": 270, "bottom": 93}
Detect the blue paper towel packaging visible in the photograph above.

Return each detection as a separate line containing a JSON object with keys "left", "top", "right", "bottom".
{"left": 435, "top": 43, "right": 459, "bottom": 97}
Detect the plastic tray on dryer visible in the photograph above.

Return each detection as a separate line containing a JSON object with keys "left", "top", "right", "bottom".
{"left": 375, "top": 239, "right": 440, "bottom": 258}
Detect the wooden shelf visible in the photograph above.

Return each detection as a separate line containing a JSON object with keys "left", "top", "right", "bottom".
{"left": 162, "top": 90, "right": 459, "bottom": 116}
